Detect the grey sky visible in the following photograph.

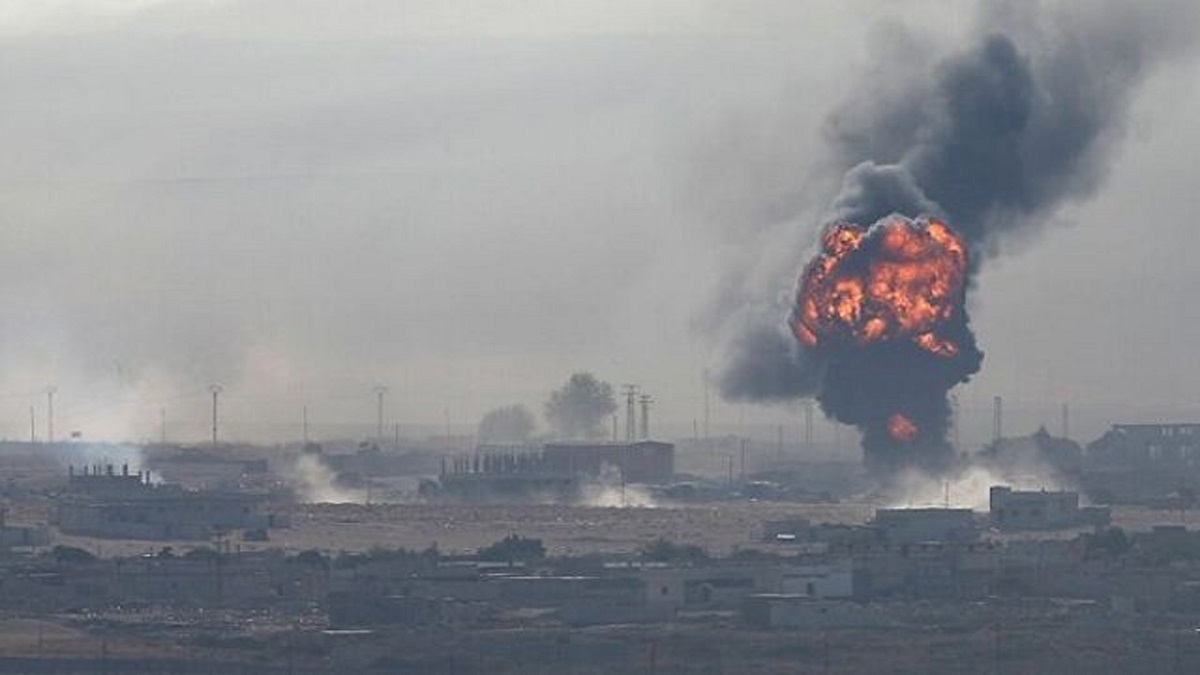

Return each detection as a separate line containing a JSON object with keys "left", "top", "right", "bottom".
{"left": 0, "top": 1, "right": 1196, "bottom": 448}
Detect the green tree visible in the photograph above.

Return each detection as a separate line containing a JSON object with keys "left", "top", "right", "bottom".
{"left": 1084, "top": 527, "right": 1130, "bottom": 560}
{"left": 544, "top": 372, "right": 617, "bottom": 439}
{"left": 51, "top": 545, "right": 96, "bottom": 565}
{"left": 639, "top": 538, "right": 710, "bottom": 563}
{"left": 183, "top": 547, "right": 218, "bottom": 561}
{"left": 478, "top": 534, "right": 546, "bottom": 563}
{"left": 293, "top": 549, "right": 330, "bottom": 570}
{"left": 478, "top": 404, "right": 537, "bottom": 444}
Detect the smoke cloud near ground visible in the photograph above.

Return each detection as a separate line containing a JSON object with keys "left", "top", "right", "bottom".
{"left": 577, "top": 464, "right": 657, "bottom": 508}
{"left": 285, "top": 454, "right": 364, "bottom": 504}
{"left": 883, "top": 463, "right": 1073, "bottom": 512}
{"left": 715, "top": 1, "right": 1200, "bottom": 441}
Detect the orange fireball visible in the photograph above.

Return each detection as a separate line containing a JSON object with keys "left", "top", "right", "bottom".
{"left": 790, "top": 215, "right": 968, "bottom": 358}
{"left": 888, "top": 414, "right": 918, "bottom": 442}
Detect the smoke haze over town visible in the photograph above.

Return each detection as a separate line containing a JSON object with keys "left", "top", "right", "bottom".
{"left": 5, "top": 3, "right": 1200, "bottom": 673}
{"left": 0, "top": 0, "right": 1197, "bottom": 452}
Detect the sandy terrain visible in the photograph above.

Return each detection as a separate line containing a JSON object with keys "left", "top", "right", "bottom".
{"left": 49, "top": 501, "right": 872, "bottom": 557}
{"left": 40, "top": 499, "right": 1200, "bottom": 559}
{"left": 267, "top": 501, "right": 876, "bottom": 556}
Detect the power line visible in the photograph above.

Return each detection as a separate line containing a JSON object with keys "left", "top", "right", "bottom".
{"left": 45, "top": 385, "right": 57, "bottom": 443}
{"left": 804, "top": 400, "right": 814, "bottom": 450}
{"left": 373, "top": 386, "right": 389, "bottom": 443}
{"left": 622, "top": 384, "right": 639, "bottom": 442}
{"left": 702, "top": 369, "right": 711, "bottom": 441}
{"left": 639, "top": 394, "right": 653, "bottom": 440}
{"left": 993, "top": 395, "right": 1003, "bottom": 443}
{"left": 210, "top": 384, "right": 224, "bottom": 445}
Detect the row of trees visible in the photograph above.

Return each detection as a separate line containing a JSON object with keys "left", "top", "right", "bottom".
{"left": 477, "top": 371, "right": 618, "bottom": 443}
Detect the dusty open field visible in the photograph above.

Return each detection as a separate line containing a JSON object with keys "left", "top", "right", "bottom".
{"left": 44, "top": 499, "right": 1200, "bottom": 559}
{"left": 267, "top": 501, "right": 877, "bottom": 556}
{"left": 4, "top": 614, "right": 1198, "bottom": 674}
{"left": 51, "top": 501, "right": 872, "bottom": 557}
{"left": 0, "top": 618, "right": 85, "bottom": 653}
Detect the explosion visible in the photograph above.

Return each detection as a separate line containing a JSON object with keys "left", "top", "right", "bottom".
{"left": 789, "top": 215, "right": 982, "bottom": 475}
{"left": 713, "top": 6, "right": 1188, "bottom": 479}
{"left": 888, "top": 414, "right": 918, "bottom": 443}
{"left": 791, "top": 216, "right": 967, "bottom": 359}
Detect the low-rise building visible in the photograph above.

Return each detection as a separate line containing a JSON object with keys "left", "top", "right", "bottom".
{"left": 873, "top": 508, "right": 978, "bottom": 544}
{"left": 541, "top": 441, "right": 674, "bottom": 483}
{"left": 54, "top": 465, "right": 280, "bottom": 540}
{"left": 990, "top": 486, "right": 1110, "bottom": 530}
{"left": 0, "top": 508, "right": 50, "bottom": 549}
{"left": 742, "top": 595, "right": 895, "bottom": 629}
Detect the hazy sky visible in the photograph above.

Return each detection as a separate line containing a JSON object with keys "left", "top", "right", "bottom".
{"left": 0, "top": 1, "right": 1197, "bottom": 448}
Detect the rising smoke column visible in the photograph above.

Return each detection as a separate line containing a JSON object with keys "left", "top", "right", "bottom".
{"left": 714, "top": 1, "right": 1200, "bottom": 475}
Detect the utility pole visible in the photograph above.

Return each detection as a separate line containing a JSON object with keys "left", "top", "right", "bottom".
{"left": 993, "top": 395, "right": 1003, "bottom": 444}
{"left": 373, "top": 386, "right": 388, "bottom": 443}
{"left": 804, "top": 400, "right": 814, "bottom": 450}
{"left": 45, "top": 385, "right": 56, "bottom": 443}
{"left": 29, "top": 406, "right": 35, "bottom": 443}
{"left": 210, "top": 384, "right": 223, "bottom": 446}
{"left": 639, "top": 394, "right": 652, "bottom": 440}
{"left": 823, "top": 629, "right": 831, "bottom": 674}
{"left": 951, "top": 394, "right": 960, "bottom": 451}
{"left": 702, "top": 368, "right": 711, "bottom": 442}
{"left": 302, "top": 405, "right": 309, "bottom": 444}
{"left": 622, "top": 384, "right": 638, "bottom": 442}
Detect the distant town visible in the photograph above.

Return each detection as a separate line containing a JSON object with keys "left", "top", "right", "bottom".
{"left": 0, "top": 417, "right": 1199, "bottom": 672}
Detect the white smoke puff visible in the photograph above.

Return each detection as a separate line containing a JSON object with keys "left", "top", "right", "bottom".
{"left": 883, "top": 460, "right": 1077, "bottom": 511}
{"left": 577, "top": 463, "right": 657, "bottom": 508}
{"left": 286, "top": 453, "right": 364, "bottom": 504}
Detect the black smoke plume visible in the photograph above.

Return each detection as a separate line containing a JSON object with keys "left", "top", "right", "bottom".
{"left": 715, "top": 1, "right": 1200, "bottom": 474}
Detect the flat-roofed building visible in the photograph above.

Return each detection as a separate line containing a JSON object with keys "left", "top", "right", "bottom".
{"left": 990, "top": 486, "right": 1109, "bottom": 529}
{"left": 541, "top": 441, "right": 674, "bottom": 483}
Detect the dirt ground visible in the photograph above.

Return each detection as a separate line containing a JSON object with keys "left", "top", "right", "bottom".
{"left": 49, "top": 501, "right": 871, "bottom": 557}
{"left": 267, "top": 501, "right": 876, "bottom": 556}
{"left": 4, "top": 616, "right": 1196, "bottom": 674}
{"left": 45, "top": 498, "right": 1200, "bottom": 559}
